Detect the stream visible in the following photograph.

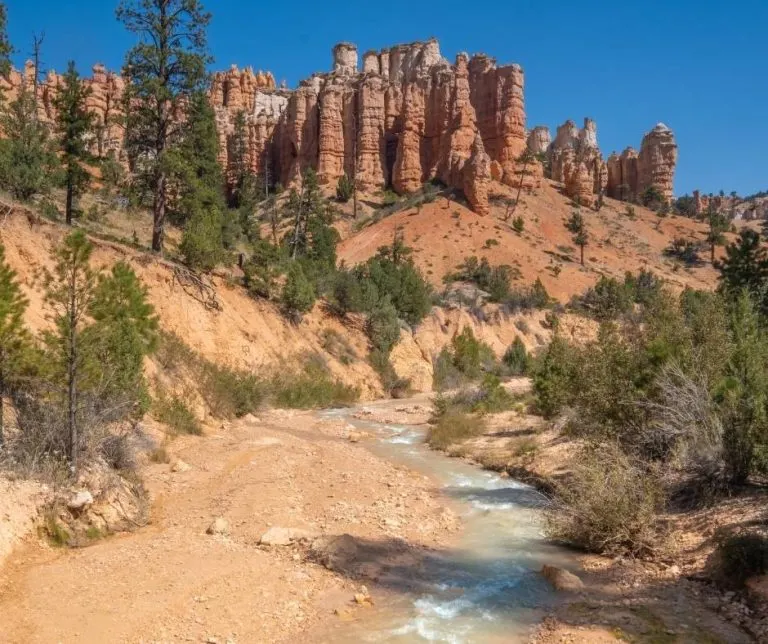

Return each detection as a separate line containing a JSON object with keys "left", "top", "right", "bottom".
{"left": 319, "top": 400, "right": 576, "bottom": 643}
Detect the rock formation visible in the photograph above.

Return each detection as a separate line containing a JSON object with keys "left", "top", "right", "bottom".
{"left": 637, "top": 123, "right": 678, "bottom": 202}
{"left": 606, "top": 123, "right": 678, "bottom": 202}
{"left": 209, "top": 38, "right": 530, "bottom": 214}
{"left": 546, "top": 118, "right": 606, "bottom": 207}
{"left": 1, "top": 63, "right": 127, "bottom": 161}
{"left": 526, "top": 126, "right": 551, "bottom": 155}
{"left": 0, "top": 38, "right": 677, "bottom": 216}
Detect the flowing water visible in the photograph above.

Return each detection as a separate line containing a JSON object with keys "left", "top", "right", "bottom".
{"left": 319, "top": 401, "right": 576, "bottom": 643}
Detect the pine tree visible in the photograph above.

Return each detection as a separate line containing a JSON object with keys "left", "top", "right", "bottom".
{"left": 0, "top": 3, "right": 13, "bottom": 97}
{"left": 44, "top": 230, "right": 98, "bottom": 474}
{"left": 0, "top": 86, "right": 57, "bottom": 200}
{"left": 566, "top": 209, "right": 588, "bottom": 265}
{"left": 718, "top": 229, "right": 768, "bottom": 314}
{"left": 117, "top": 0, "right": 212, "bottom": 253}
{"left": 281, "top": 262, "right": 315, "bottom": 321}
{"left": 706, "top": 204, "right": 730, "bottom": 264}
{"left": 53, "top": 61, "right": 94, "bottom": 225}
{"left": 174, "top": 92, "right": 226, "bottom": 269}
{"left": 0, "top": 243, "right": 29, "bottom": 447}
{"left": 89, "top": 261, "right": 158, "bottom": 418}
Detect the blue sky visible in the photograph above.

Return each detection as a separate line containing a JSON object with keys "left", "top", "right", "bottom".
{"left": 5, "top": 0, "right": 767, "bottom": 196}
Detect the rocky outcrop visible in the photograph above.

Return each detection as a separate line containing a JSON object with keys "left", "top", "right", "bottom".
{"left": 1, "top": 62, "right": 127, "bottom": 161}
{"left": 463, "top": 134, "right": 491, "bottom": 216}
{"left": 638, "top": 123, "right": 678, "bottom": 202}
{"left": 0, "top": 39, "right": 677, "bottom": 216}
{"left": 606, "top": 124, "right": 678, "bottom": 202}
{"left": 547, "top": 118, "right": 605, "bottom": 207}
{"left": 527, "top": 126, "right": 551, "bottom": 155}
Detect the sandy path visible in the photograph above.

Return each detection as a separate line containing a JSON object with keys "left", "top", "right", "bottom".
{"left": 0, "top": 409, "right": 458, "bottom": 643}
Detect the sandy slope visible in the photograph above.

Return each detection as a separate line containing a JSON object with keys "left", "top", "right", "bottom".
{"left": 339, "top": 180, "right": 725, "bottom": 301}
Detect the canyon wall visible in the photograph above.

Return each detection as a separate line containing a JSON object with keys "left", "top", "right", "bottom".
{"left": 0, "top": 39, "right": 677, "bottom": 214}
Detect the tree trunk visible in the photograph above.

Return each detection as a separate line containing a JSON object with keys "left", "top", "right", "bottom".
{"left": 67, "top": 284, "right": 78, "bottom": 474}
{"left": 65, "top": 173, "right": 73, "bottom": 225}
{"left": 580, "top": 244, "right": 585, "bottom": 265}
{"left": 505, "top": 158, "right": 528, "bottom": 221}
{"left": 0, "top": 359, "right": 5, "bottom": 449}
{"left": 152, "top": 170, "right": 167, "bottom": 253}
{"left": 711, "top": 242, "right": 715, "bottom": 264}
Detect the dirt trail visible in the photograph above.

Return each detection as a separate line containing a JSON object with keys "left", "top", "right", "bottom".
{"left": 0, "top": 410, "right": 458, "bottom": 644}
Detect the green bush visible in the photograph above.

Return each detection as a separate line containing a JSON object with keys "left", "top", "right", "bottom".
{"left": 366, "top": 296, "right": 401, "bottom": 354}
{"left": 281, "top": 262, "right": 316, "bottom": 319}
{"left": 512, "top": 216, "right": 524, "bottom": 234}
{"left": 713, "top": 533, "right": 768, "bottom": 587}
{"left": 336, "top": 173, "right": 354, "bottom": 202}
{"left": 428, "top": 409, "right": 485, "bottom": 450}
{"left": 271, "top": 359, "right": 359, "bottom": 409}
{"left": 545, "top": 444, "right": 665, "bottom": 557}
{"left": 502, "top": 337, "right": 530, "bottom": 376}
{"left": 502, "top": 278, "right": 551, "bottom": 313}
{"left": 153, "top": 391, "right": 202, "bottom": 436}
{"left": 532, "top": 334, "right": 580, "bottom": 418}
{"left": 199, "top": 363, "right": 264, "bottom": 419}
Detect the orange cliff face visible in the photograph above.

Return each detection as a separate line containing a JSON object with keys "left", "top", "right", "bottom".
{"left": 0, "top": 39, "right": 678, "bottom": 214}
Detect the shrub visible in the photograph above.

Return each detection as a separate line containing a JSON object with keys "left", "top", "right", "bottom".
{"left": 433, "top": 347, "right": 466, "bottom": 391}
{"left": 320, "top": 328, "right": 357, "bottom": 365}
{"left": 199, "top": 363, "right": 264, "bottom": 419}
{"left": 472, "top": 374, "right": 515, "bottom": 414}
{"left": 366, "top": 296, "right": 401, "bottom": 354}
{"left": 153, "top": 392, "right": 202, "bottom": 436}
{"left": 665, "top": 238, "right": 702, "bottom": 266}
{"left": 512, "top": 216, "right": 524, "bottom": 233}
{"left": 532, "top": 335, "right": 579, "bottom": 418}
{"left": 502, "top": 278, "right": 551, "bottom": 313}
{"left": 281, "top": 262, "right": 316, "bottom": 320}
{"left": 573, "top": 275, "right": 633, "bottom": 321}
{"left": 271, "top": 359, "right": 359, "bottom": 409}
{"left": 428, "top": 410, "right": 485, "bottom": 450}
{"left": 452, "top": 326, "right": 494, "bottom": 380}
{"left": 712, "top": 533, "right": 768, "bottom": 587}
{"left": 545, "top": 444, "right": 665, "bottom": 557}
{"left": 502, "top": 337, "right": 530, "bottom": 376}
{"left": 336, "top": 173, "right": 354, "bottom": 202}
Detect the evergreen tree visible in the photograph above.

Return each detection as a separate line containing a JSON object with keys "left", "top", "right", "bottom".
{"left": 566, "top": 209, "right": 588, "bottom": 265}
{"left": 0, "top": 3, "right": 13, "bottom": 93}
{"left": 0, "top": 87, "right": 57, "bottom": 200}
{"left": 44, "top": 230, "right": 99, "bottom": 474}
{"left": 718, "top": 292, "right": 768, "bottom": 483}
{"left": 0, "top": 244, "right": 29, "bottom": 447}
{"left": 53, "top": 61, "right": 94, "bottom": 225}
{"left": 117, "top": 0, "right": 212, "bottom": 253}
{"left": 89, "top": 261, "right": 158, "bottom": 418}
{"left": 706, "top": 204, "right": 730, "bottom": 264}
{"left": 281, "top": 262, "right": 315, "bottom": 321}
{"left": 365, "top": 295, "right": 400, "bottom": 354}
{"left": 718, "top": 229, "right": 768, "bottom": 314}
{"left": 173, "top": 92, "right": 227, "bottom": 269}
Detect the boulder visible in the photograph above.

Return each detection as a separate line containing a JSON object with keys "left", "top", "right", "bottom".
{"left": 67, "top": 490, "right": 94, "bottom": 511}
{"left": 206, "top": 517, "right": 230, "bottom": 536}
{"left": 541, "top": 564, "right": 585, "bottom": 592}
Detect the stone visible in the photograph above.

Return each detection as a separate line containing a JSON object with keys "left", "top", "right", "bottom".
{"left": 171, "top": 459, "right": 191, "bottom": 473}
{"left": 541, "top": 564, "right": 585, "bottom": 592}
{"left": 206, "top": 517, "right": 230, "bottom": 536}
{"left": 463, "top": 134, "right": 492, "bottom": 216}
{"left": 259, "top": 526, "right": 314, "bottom": 546}
{"left": 67, "top": 490, "right": 94, "bottom": 511}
